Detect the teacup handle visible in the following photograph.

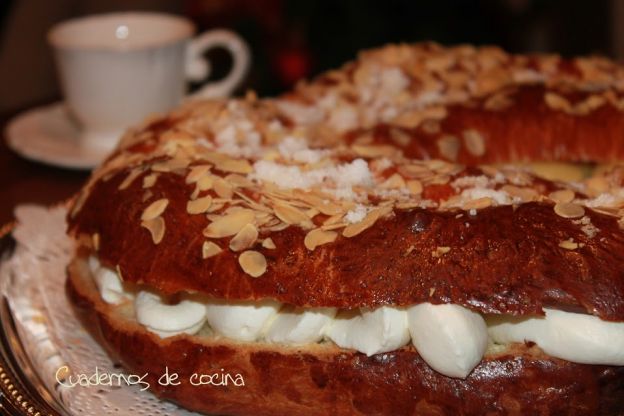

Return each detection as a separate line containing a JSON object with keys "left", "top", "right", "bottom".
{"left": 185, "top": 29, "right": 250, "bottom": 99}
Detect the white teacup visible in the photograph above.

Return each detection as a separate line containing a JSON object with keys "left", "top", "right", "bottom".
{"left": 48, "top": 12, "right": 250, "bottom": 151}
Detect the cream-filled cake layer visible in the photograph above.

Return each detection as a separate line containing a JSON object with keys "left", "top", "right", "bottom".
{"left": 88, "top": 256, "right": 624, "bottom": 379}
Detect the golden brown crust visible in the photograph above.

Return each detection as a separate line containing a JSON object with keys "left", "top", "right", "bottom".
{"left": 67, "top": 255, "right": 624, "bottom": 416}
{"left": 66, "top": 44, "right": 624, "bottom": 321}
{"left": 69, "top": 166, "right": 624, "bottom": 320}
{"left": 63, "top": 41, "right": 624, "bottom": 416}
{"left": 365, "top": 85, "right": 624, "bottom": 164}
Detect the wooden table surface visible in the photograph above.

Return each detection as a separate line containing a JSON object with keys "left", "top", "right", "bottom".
{"left": 0, "top": 107, "right": 90, "bottom": 224}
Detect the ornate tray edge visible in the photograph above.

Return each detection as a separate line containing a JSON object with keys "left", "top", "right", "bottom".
{"left": 0, "top": 220, "right": 64, "bottom": 416}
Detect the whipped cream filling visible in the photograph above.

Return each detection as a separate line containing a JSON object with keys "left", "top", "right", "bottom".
{"left": 487, "top": 309, "right": 624, "bottom": 366}
{"left": 88, "top": 257, "right": 624, "bottom": 378}
{"left": 407, "top": 303, "right": 488, "bottom": 378}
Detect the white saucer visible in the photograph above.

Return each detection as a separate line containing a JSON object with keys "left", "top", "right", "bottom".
{"left": 5, "top": 102, "right": 111, "bottom": 170}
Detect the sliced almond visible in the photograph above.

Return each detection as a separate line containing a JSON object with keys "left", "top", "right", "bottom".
{"left": 273, "top": 201, "right": 310, "bottom": 225}
{"left": 421, "top": 120, "right": 441, "bottom": 134}
{"left": 266, "top": 222, "right": 290, "bottom": 232}
{"left": 202, "top": 241, "right": 222, "bottom": 258}
{"left": 142, "top": 190, "right": 153, "bottom": 202}
{"left": 501, "top": 185, "right": 539, "bottom": 202}
{"left": 323, "top": 213, "right": 345, "bottom": 226}
{"left": 203, "top": 209, "right": 255, "bottom": 238}
{"left": 396, "top": 202, "right": 422, "bottom": 210}
{"left": 342, "top": 208, "right": 383, "bottom": 238}
{"left": 305, "top": 207, "right": 320, "bottom": 219}
{"left": 585, "top": 176, "right": 610, "bottom": 197}
{"left": 392, "top": 110, "right": 423, "bottom": 129}
{"left": 545, "top": 92, "right": 571, "bottom": 112}
{"left": 143, "top": 173, "right": 159, "bottom": 189}
{"left": 554, "top": 202, "right": 585, "bottom": 219}
{"left": 152, "top": 158, "right": 190, "bottom": 173}
{"left": 214, "top": 177, "right": 234, "bottom": 199}
{"left": 141, "top": 216, "right": 165, "bottom": 244}
{"left": 255, "top": 212, "right": 276, "bottom": 227}
{"left": 437, "top": 135, "right": 460, "bottom": 161}
{"left": 406, "top": 179, "right": 423, "bottom": 195}
{"left": 186, "top": 196, "right": 213, "bottom": 214}
{"left": 118, "top": 169, "right": 142, "bottom": 190}
{"left": 380, "top": 173, "right": 406, "bottom": 189}
{"left": 116, "top": 265, "right": 123, "bottom": 280}
{"left": 351, "top": 144, "right": 398, "bottom": 158}
{"left": 229, "top": 223, "right": 259, "bottom": 252}
{"left": 186, "top": 165, "right": 211, "bottom": 184}
{"left": 92, "top": 233, "right": 100, "bottom": 251}
{"left": 389, "top": 128, "right": 411, "bottom": 146}
{"left": 322, "top": 222, "right": 348, "bottom": 231}
{"left": 432, "top": 246, "right": 451, "bottom": 258}
{"left": 141, "top": 198, "right": 169, "bottom": 221}
{"left": 558, "top": 239, "right": 578, "bottom": 250}
{"left": 225, "top": 174, "right": 254, "bottom": 188}
{"left": 549, "top": 189, "right": 575, "bottom": 204}
{"left": 238, "top": 250, "right": 267, "bottom": 277}
{"left": 484, "top": 91, "right": 513, "bottom": 111}
{"left": 197, "top": 174, "right": 215, "bottom": 191}
{"left": 304, "top": 228, "right": 338, "bottom": 251}
{"left": 215, "top": 158, "right": 252, "bottom": 174}
{"left": 294, "top": 191, "right": 343, "bottom": 215}
{"left": 462, "top": 130, "right": 486, "bottom": 157}
{"left": 70, "top": 189, "right": 89, "bottom": 218}
{"left": 262, "top": 238, "right": 276, "bottom": 249}
{"left": 398, "top": 164, "right": 432, "bottom": 178}
{"left": 463, "top": 197, "right": 493, "bottom": 210}
{"left": 207, "top": 201, "right": 226, "bottom": 213}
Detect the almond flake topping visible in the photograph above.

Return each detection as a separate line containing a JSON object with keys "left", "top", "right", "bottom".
{"left": 549, "top": 189, "right": 575, "bottom": 204}
{"left": 187, "top": 196, "right": 213, "bottom": 214}
{"left": 203, "top": 209, "right": 255, "bottom": 238}
{"left": 585, "top": 176, "right": 610, "bottom": 197}
{"left": 141, "top": 198, "right": 169, "bottom": 221}
{"left": 262, "top": 238, "right": 276, "bottom": 249}
{"left": 196, "top": 175, "right": 215, "bottom": 191}
{"left": 432, "top": 246, "right": 451, "bottom": 257}
{"left": 215, "top": 158, "right": 253, "bottom": 174}
{"left": 229, "top": 223, "right": 259, "bottom": 252}
{"left": 437, "top": 135, "right": 460, "bottom": 161}
{"left": 238, "top": 250, "right": 267, "bottom": 277}
{"left": 380, "top": 173, "right": 406, "bottom": 189}
{"left": 202, "top": 241, "right": 222, "bottom": 258}
{"left": 143, "top": 173, "right": 159, "bottom": 188}
{"left": 186, "top": 165, "right": 211, "bottom": 184}
{"left": 352, "top": 144, "right": 399, "bottom": 158}
{"left": 545, "top": 92, "right": 571, "bottom": 112}
{"left": 463, "top": 197, "right": 493, "bottom": 210}
{"left": 214, "top": 177, "right": 234, "bottom": 199}
{"left": 69, "top": 43, "right": 624, "bottom": 265}
{"left": 304, "top": 228, "right": 338, "bottom": 251}
{"left": 118, "top": 169, "right": 142, "bottom": 190}
{"left": 141, "top": 216, "right": 165, "bottom": 244}
{"left": 273, "top": 201, "right": 311, "bottom": 225}
{"left": 92, "top": 233, "right": 100, "bottom": 251}
{"left": 559, "top": 238, "right": 579, "bottom": 250}
{"left": 406, "top": 180, "right": 423, "bottom": 195}
{"left": 554, "top": 202, "right": 585, "bottom": 219}
{"left": 342, "top": 207, "right": 387, "bottom": 238}
{"left": 462, "top": 130, "right": 486, "bottom": 157}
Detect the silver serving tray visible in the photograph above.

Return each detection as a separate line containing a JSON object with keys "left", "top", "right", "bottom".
{"left": 0, "top": 222, "right": 69, "bottom": 415}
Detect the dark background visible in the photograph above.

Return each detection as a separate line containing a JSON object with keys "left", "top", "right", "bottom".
{"left": 0, "top": 0, "right": 616, "bottom": 112}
